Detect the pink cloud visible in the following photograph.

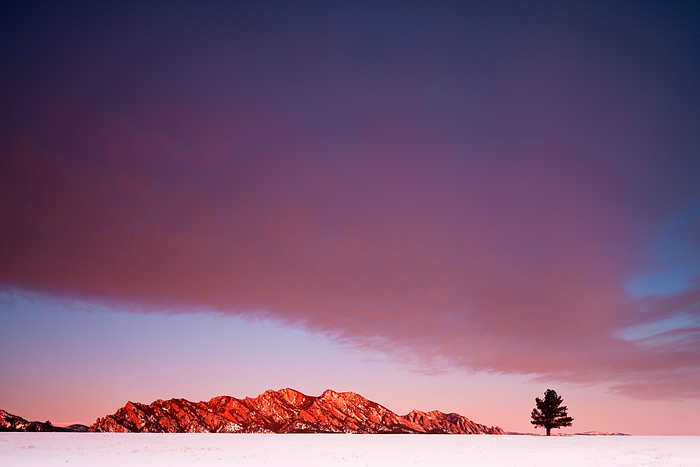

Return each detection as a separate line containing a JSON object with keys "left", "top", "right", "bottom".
{"left": 1, "top": 53, "right": 698, "bottom": 404}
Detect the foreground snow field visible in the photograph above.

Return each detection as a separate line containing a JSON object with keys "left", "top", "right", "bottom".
{"left": 1, "top": 433, "right": 698, "bottom": 466}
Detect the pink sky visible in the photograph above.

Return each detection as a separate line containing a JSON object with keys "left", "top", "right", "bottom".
{"left": 1, "top": 1, "right": 699, "bottom": 434}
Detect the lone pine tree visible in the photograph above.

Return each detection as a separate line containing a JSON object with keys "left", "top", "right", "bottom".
{"left": 531, "top": 389, "right": 573, "bottom": 436}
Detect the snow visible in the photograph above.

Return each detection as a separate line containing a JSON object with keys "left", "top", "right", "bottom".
{"left": 1, "top": 433, "right": 698, "bottom": 466}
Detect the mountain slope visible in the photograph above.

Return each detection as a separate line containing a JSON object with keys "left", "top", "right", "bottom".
{"left": 0, "top": 409, "right": 87, "bottom": 432}
{"left": 90, "top": 388, "right": 505, "bottom": 434}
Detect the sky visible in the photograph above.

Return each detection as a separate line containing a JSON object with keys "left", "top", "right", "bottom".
{"left": 1, "top": 1, "right": 699, "bottom": 435}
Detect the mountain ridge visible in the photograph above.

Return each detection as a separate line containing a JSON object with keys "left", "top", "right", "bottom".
{"left": 90, "top": 388, "right": 505, "bottom": 434}
{"left": 0, "top": 409, "right": 88, "bottom": 432}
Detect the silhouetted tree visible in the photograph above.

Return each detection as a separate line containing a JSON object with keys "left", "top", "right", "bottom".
{"left": 531, "top": 389, "right": 573, "bottom": 436}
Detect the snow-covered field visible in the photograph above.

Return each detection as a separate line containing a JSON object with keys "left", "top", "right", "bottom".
{"left": 1, "top": 433, "right": 698, "bottom": 466}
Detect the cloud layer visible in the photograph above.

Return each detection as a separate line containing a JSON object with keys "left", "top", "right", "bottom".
{"left": 2, "top": 1, "right": 699, "bottom": 399}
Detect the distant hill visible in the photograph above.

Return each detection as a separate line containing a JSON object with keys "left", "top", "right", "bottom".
{"left": 0, "top": 409, "right": 88, "bottom": 432}
{"left": 507, "top": 431, "right": 630, "bottom": 436}
{"left": 90, "top": 388, "right": 505, "bottom": 434}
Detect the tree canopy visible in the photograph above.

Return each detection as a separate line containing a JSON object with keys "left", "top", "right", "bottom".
{"left": 531, "top": 389, "right": 573, "bottom": 436}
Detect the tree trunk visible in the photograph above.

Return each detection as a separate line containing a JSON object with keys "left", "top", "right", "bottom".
{"left": 546, "top": 427, "right": 551, "bottom": 436}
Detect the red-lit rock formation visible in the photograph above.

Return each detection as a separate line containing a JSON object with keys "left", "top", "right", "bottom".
{"left": 89, "top": 388, "right": 505, "bottom": 434}
{"left": 403, "top": 410, "right": 503, "bottom": 434}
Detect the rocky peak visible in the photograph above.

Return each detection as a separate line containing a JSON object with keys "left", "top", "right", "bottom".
{"left": 277, "top": 388, "right": 310, "bottom": 406}
{"left": 89, "top": 388, "right": 505, "bottom": 434}
{"left": 403, "top": 409, "right": 505, "bottom": 434}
